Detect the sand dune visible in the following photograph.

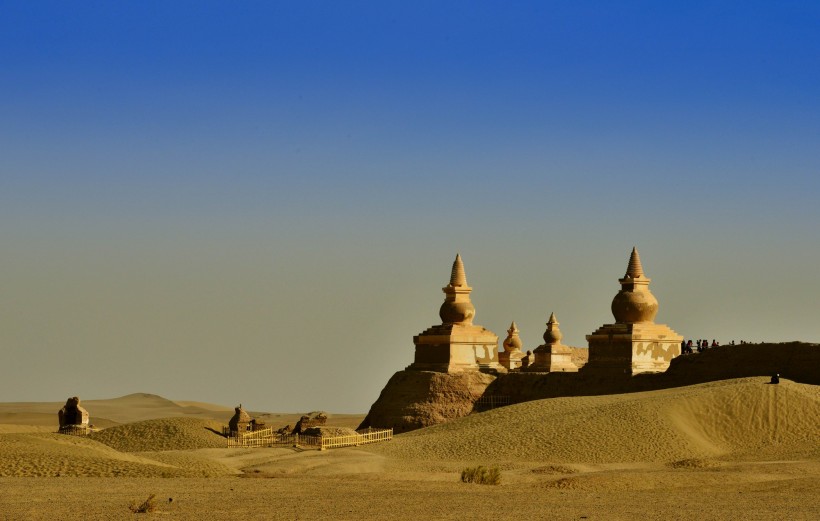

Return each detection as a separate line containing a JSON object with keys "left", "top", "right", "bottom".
{"left": 0, "top": 393, "right": 236, "bottom": 428}
{"left": 171, "top": 400, "right": 234, "bottom": 411}
{"left": 90, "top": 417, "right": 228, "bottom": 452}
{"left": 2, "top": 379, "right": 815, "bottom": 471}
{"left": 0, "top": 433, "right": 177, "bottom": 477}
{"left": 81, "top": 393, "right": 238, "bottom": 423}
{"left": 0, "top": 394, "right": 365, "bottom": 435}
{"left": 371, "top": 377, "right": 819, "bottom": 464}
{"left": 0, "top": 419, "right": 237, "bottom": 477}
{"left": 0, "top": 377, "right": 816, "bottom": 519}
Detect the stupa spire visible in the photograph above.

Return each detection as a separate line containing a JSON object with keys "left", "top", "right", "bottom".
{"left": 439, "top": 254, "right": 475, "bottom": 325}
{"left": 625, "top": 247, "right": 645, "bottom": 278}
{"left": 613, "top": 247, "right": 657, "bottom": 323}
{"left": 508, "top": 321, "right": 518, "bottom": 335}
{"left": 449, "top": 253, "right": 468, "bottom": 287}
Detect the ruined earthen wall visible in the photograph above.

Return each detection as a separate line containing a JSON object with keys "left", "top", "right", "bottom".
{"left": 489, "top": 342, "right": 820, "bottom": 402}
{"left": 362, "top": 343, "right": 819, "bottom": 432}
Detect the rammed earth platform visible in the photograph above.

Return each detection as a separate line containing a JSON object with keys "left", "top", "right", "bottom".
{"left": 362, "top": 342, "right": 820, "bottom": 433}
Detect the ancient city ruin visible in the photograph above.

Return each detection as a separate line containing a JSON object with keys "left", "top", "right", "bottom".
{"left": 226, "top": 404, "right": 267, "bottom": 436}
{"left": 223, "top": 407, "right": 392, "bottom": 450}
{"left": 57, "top": 396, "right": 90, "bottom": 435}
{"left": 409, "top": 248, "right": 678, "bottom": 377}
{"left": 360, "top": 247, "right": 788, "bottom": 433}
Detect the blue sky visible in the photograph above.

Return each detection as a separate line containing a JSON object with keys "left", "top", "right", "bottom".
{"left": 1, "top": 2, "right": 819, "bottom": 412}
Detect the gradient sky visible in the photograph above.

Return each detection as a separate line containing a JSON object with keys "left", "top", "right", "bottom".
{"left": 1, "top": 1, "right": 819, "bottom": 413}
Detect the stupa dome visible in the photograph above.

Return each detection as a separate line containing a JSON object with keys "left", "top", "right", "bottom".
{"left": 611, "top": 248, "right": 659, "bottom": 323}
{"left": 502, "top": 322, "right": 523, "bottom": 352}
{"left": 543, "top": 312, "right": 563, "bottom": 344}
{"left": 228, "top": 404, "right": 252, "bottom": 433}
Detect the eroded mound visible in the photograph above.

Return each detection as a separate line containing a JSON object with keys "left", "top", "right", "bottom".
{"left": 303, "top": 426, "right": 359, "bottom": 437}
{"left": 90, "top": 417, "right": 226, "bottom": 452}
{"left": 360, "top": 370, "right": 496, "bottom": 433}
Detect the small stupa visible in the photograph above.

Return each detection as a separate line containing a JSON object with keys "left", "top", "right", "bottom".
{"left": 522, "top": 350, "right": 533, "bottom": 369}
{"left": 525, "top": 312, "right": 578, "bottom": 372}
{"left": 58, "top": 396, "right": 90, "bottom": 432}
{"left": 498, "top": 321, "right": 527, "bottom": 370}
{"left": 228, "top": 404, "right": 252, "bottom": 435}
{"left": 408, "top": 254, "right": 502, "bottom": 373}
{"left": 585, "top": 248, "right": 682, "bottom": 374}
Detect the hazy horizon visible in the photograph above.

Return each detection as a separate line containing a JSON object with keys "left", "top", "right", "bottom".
{"left": 2, "top": 2, "right": 819, "bottom": 413}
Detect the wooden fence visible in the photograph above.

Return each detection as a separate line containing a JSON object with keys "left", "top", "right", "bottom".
{"left": 319, "top": 428, "right": 393, "bottom": 450}
{"left": 474, "top": 395, "right": 512, "bottom": 411}
{"left": 225, "top": 427, "right": 393, "bottom": 450}
{"left": 58, "top": 425, "right": 93, "bottom": 436}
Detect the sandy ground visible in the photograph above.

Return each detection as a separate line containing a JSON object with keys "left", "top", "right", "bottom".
{"left": 0, "top": 378, "right": 817, "bottom": 520}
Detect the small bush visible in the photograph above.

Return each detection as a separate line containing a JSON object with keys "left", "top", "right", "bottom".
{"left": 460, "top": 465, "right": 501, "bottom": 485}
{"left": 129, "top": 494, "right": 157, "bottom": 514}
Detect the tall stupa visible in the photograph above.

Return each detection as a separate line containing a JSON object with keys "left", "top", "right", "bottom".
{"left": 408, "top": 254, "right": 502, "bottom": 373}
{"left": 585, "top": 248, "right": 682, "bottom": 374}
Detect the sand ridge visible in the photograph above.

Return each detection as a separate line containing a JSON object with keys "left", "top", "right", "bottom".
{"left": 0, "top": 433, "right": 177, "bottom": 477}
{"left": 0, "top": 378, "right": 817, "bottom": 519}
{"left": 0, "top": 393, "right": 236, "bottom": 428}
{"left": 369, "top": 377, "right": 819, "bottom": 464}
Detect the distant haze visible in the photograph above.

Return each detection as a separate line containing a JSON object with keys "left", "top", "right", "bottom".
{"left": 1, "top": 2, "right": 819, "bottom": 413}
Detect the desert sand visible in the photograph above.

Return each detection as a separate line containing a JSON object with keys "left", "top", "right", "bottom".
{"left": 0, "top": 377, "right": 818, "bottom": 520}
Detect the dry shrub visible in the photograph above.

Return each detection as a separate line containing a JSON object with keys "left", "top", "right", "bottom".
{"left": 129, "top": 494, "right": 157, "bottom": 514}
{"left": 540, "top": 477, "right": 582, "bottom": 490}
{"left": 239, "top": 469, "right": 283, "bottom": 479}
{"left": 531, "top": 464, "right": 577, "bottom": 475}
{"left": 460, "top": 465, "right": 501, "bottom": 485}
{"left": 668, "top": 458, "right": 719, "bottom": 470}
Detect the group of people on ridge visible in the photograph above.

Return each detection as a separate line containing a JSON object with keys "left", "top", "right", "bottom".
{"left": 680, "top": 339, "right": 720, "bottom": 354}
{"left": 680, "top": 339, "right": 754, "bottom": 355}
